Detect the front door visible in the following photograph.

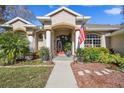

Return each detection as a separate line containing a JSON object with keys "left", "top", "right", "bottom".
{"left": 56, "top": 35, "right": 71, "bottom": 56}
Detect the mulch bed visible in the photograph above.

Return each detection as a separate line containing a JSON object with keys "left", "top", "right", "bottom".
{"left": 71, "top": 62, "right": 124, "bottom": 88}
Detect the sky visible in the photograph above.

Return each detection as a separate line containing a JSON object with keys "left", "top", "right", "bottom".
{"left": 27, "top": 5, "right": 123, "bottom": 25}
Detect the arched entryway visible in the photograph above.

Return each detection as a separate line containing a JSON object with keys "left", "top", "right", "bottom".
{"left": 56, "top": 34, "right": 72, "bottom": 55}
{"left": 51, "top": 23, "right": 75, "bottom": 56}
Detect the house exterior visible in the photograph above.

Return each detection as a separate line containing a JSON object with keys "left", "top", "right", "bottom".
{"left": 1, "top": 7, "right": 124, "bottom": 56}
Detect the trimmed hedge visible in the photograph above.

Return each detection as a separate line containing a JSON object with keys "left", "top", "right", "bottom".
{"left": 76, "top": 47, "right": 124, "bottom": 68}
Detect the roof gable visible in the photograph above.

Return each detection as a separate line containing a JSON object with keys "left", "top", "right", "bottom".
{"left": 45, "top": 7, "right": 82, "bottom": 17}
{"left": 3, "top": 17, "right": 33, "bottom": 25}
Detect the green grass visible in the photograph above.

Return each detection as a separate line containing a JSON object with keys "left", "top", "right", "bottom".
{"left": 0, "top": 59, "right": 47, "bottom": 66}
{"left": 15, "top": 59, "right": 45, "bottom": 65}
{"left": 0, "top": 67, "right": 53, "bottom": 88}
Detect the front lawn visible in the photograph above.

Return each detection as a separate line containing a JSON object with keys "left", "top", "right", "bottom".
{"left": 0, "top": 66, "right": 53, "bottom": 88}
{"left": 14, "top": 59, "right": 45, "bottom": 66}
{"left": 0, "top": 59, "right": 54, "bottom": 66}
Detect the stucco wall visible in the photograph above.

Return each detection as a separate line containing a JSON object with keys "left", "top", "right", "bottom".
{"left": 27, "top": 36, "right": 34, "bottom": 52}
{"left": 37, "top": 33, "right": 46, "bottom": 50}
{"left": 54, "top": 30, "right": 71, "bottom": 37}
{"left": 11, "top": 20, "right": 26, "bottom": 31}
{"left": 38, "top": 41, "right": 44, "bottom": 50}
{"left": 111, "top": 33, "right": 124, "bottom": 56}
{"left": 51, "top": 10, "right": 76, "bottom": 25}
{"left": 106, "top": 37, "right": 111, "bottom": 48}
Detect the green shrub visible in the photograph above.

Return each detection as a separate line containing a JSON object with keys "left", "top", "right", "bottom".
{"left": 108, "top": 54, "right": 124, "bottom": 67}
{"left": 109, "top": 54, "right": 119, "bottom": 65}
{"left": 75, "top": 48, "right": 84, "bottom": 62}
{"left": 119, "top": 58, "right": 124, "bottom": 68}
{"left": 64, "top": 42, "right": 72, "bottom": 52}
{"left": 78, "top": 47, "right": 109, "bottom": 62}
{"left": 99, "top": 53, "right": 124, "bottom": 68}
{"left": 76, "top": 48, "right": 84, "bottom": 57}
{"left": 86, "top": 47, "right": 101, "bottom": 62}
{"left": 76, "top": 47, "right": 124, "bottom": 68}
{"left": 40, "top": 47, "right": 50, "bottom": 61}
{"left": 98, "top": 47, "right": 109, "bottom": 53}
{"left": 99, "top": 52, "right": 110, "bottom": 64}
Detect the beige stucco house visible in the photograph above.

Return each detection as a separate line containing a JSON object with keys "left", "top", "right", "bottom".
{"left": 1, "top": 7, "right": 124, "bottom": 56}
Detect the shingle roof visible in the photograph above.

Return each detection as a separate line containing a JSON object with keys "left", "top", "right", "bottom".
{"left": 111, "top": 28, "right": 124, "bottom": 36}
{"left": 85, "top": 24, "right": 120, "bottom": 31}
{"left": 86, "top": 24, "right": 120, "bottom": 28}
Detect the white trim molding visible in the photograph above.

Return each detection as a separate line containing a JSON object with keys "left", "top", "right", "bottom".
{"left": 3, "top": 17, "right": 33, "bottom": 25}
{"left": 45, "top": 7, "right": 82, "bottom": 17}
{"left": 36, "top": 16, "right": 51, "bottom": 21}
{"left": 101, "top": 34, "right": 106, "bottom": 48}
{"left": 46, "top": 30, "right": 51, "bottom": 50}
{"left": 75, "top": 30, "right": 80, "bottom": 49}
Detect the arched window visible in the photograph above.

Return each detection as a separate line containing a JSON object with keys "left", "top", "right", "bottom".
{"left": 84, "top": 34, "right": 101, "bottom": 47}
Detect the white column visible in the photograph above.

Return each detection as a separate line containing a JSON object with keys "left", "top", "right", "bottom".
{"left": 46, "top": 30, "right": 51, "bottom": 50}
{"left": 75, "top": 30, "right": 80, "bottom": 49}
{"left": 75, "top": 30, "right": 84, "bottom": 49}
{"left": 32, "top": 35, "right": 36, "bottom": 52}
{"left": 72, "top": 31, "right": 75, "bottom": 55}
{"left": 51, "top": 31, "right": 54, "bottom": 55}
{"left": 42, "top": 33, "right": 45, "bottom": 46}
{"left": 27, "top": 35, "right": 34, "bottom": 52}
{"left": 34, "top": 33, "right": 37, "bottom": 51}
{"left": 101, "top": 34, "right": 106, "bottom": 48}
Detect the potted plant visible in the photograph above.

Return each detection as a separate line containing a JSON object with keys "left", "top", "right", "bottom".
{"left": 64, "top": 42, "right": 72, "bottom": 57}
{"left": 40, "top": 47, "right": 50, "bottom": 61}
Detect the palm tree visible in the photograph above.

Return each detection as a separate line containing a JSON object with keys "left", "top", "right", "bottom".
{"left": 0, "top": 31, "right": 30, "bottom": 65}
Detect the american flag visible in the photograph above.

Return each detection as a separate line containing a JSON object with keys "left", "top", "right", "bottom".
{"left": 79, "top": 24, "right": 86, "bottom": 45}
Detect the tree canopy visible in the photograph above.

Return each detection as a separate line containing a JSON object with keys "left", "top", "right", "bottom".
{"left": 0, "top": 5, "right": 35, "bottom": 24}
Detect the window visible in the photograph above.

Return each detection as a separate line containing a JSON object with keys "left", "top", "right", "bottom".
{"left": 26, "top": 28, "right": 33, "bottom": 32}
{"left": 84, "top": 34, "right": 101, "bottom": 47}
{"left": 38, "top": 33, "right": 43, "bottom": 41}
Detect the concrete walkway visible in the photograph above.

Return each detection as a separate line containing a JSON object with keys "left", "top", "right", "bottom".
{"left": 45, "top": 59, "right": 78, "bottom": 88}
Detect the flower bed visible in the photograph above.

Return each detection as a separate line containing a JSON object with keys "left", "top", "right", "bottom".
{"left": 71, "top": 62, "right": 124, "bottom": 88}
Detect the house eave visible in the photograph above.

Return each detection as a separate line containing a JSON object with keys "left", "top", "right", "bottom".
{"left": 36, "top": 16, "right": 51, "bottom": 21}
{"left": 110, "top": 29, "right": 124, "bottom": 36}
{"left": 76, "top": 16, "right": 91, "bottom": 20}
{"left": 86, "top": 28, "right": 119, "bottom": 31}
{"left": 23, "top": 24, "right": 37, "bottom": 28}
{"left": 0, "top": 24, "right": 12, "bottom": 28}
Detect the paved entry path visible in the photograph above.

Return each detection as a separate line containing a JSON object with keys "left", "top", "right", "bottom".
{"left": 45, "top": 57, "right": 78, "bottom": 88}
